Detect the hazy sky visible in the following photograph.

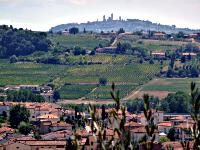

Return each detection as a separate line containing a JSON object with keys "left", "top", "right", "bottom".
{"left": 0, "top": 0, "right": 200, "bottom": 31}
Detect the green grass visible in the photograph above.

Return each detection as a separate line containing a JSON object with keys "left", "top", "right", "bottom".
{"left": 142, "top": 78, "right": 200, "bottom": 93}
{"left": 48, "top": 34, "right": 110, "bottom": 49}
{"left": 86, "top": 84, "right": 137, "bottom": 99}
{"left": 58, "top": 84, "right": 96, "bottom": 99}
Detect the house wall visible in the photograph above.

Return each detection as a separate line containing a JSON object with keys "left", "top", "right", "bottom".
{"left": 5, "top": 142, "right": 31, "bottom": 150}
{"left": 158, "top": 126, "right": 171, "bottom": 134}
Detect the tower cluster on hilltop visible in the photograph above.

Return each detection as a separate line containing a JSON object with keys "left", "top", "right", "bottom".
{"left": 102, "top": 13, "right": 122, "bottom": 22}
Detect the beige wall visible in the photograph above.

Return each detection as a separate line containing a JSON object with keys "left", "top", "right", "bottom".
{"left": 141, "top": 112, "right": 163, "bottom": 125}
{"left": 158, "top": 126, "right": 171, "bottom": 134}
{"left": 5, "top": 142, "right": 31, "bottom": 150}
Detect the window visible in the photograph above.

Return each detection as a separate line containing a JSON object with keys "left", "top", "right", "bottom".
{"left": 57, "top": 146, "right": 64, "bottom": 148}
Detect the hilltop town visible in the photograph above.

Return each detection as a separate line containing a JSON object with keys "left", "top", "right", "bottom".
{"left": 50, "top": 14, "right": 200, "bottom": 34}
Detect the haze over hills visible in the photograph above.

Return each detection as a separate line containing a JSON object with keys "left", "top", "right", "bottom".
{"left": 50, "top": 14, "right": 200, "bottom": 34}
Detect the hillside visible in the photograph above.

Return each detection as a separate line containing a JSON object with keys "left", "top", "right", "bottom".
{"left": 1, "top": 25, "right": 200, "bottom": 101}
{"left": 50, "top": 19, "right": 200, "bottom": 34}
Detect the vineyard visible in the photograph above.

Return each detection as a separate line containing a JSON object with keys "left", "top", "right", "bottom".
{"left": 58, "top": 84, "right": 96, "bottom": 99}
{"left": 48, "top": 34, "right": 110, "bottom": 49}
{"left": 85, "top": 84, "right": 138, "bottom": 100}
{"left": 65, "top": 54, "right": 139, "bottom": 64}
{"left": 0, "top": 59, "right": 160, "bottom": 99}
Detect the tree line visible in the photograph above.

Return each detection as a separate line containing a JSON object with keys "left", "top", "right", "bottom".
{"left": 0, "top": 25, "right": 51, "bottom": 58}
{"left": 6, "top": 90, "right": 45, "bottom": 103}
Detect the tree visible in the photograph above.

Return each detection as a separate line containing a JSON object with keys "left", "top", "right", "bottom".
{"left": 189, "top": 82, "right": 200, "bottom": 149}
{"left": 69, "top": 27, "right": 79, "bottom": 35}
{"left": 53, "top": 90, "right": 60, "bottom": 101}
{"left": 176, "top": 31, "right": 184, "bottom": 39}
{"left": 117, "top": 28, "right": 125, "bottom": 34}
{"left": 99, "top": 78, "right": 107, "bottom": 86}
{"left": 9, "top": 55, "right": 18, "bottom": 63}
{"left": 191, "top": 67, "right": 199, "bottom": 77}
{"left": 116, "top": 42, "right": 126, "bottom": 54}
{"left": 89, "top": 50, "right": 95, "bottom": 55}
{"left": 169, "top": 56, "right": 175, "bottom": 69}
{"left": 9, "top": 104, "right": 30, "bottom": 128}
{"left": 0, "top": 26, "right": 51, "bottom": 58}
{"left": 6, "top": 90, "right": 45, "bottom": 103}
{"left": 73, "top": 47, "right": 86, "bottom": 56}
{"left": 2, "top": 111, "right": 7, "bottom": 119}
{"left": 139, "top": 58, "right": 144, "bottom": 64}
{"left": 0, "top": 96, "right": 4, "bottom": 102}
{"left": 160, "top": 92, "right": 190, "bottom": 113}
{"left": 181, "top": 55, "right": 186, "bottom": 63}
{"left": 65, "top": 138, "right": 78, "bottom": 150}
{"left": 160, "top": 136, "right": 170, "bottom": 143}
{"left": 167, "top": 128, "right": 176, "bottom": 141}
{"left": 149, "top": 59, "right": 154, "bottom": 64}
{"left": 101, "top": 105, "right": 106, "bottom": 120}
{"left": 18, "top": 121, "right": 32, "bottom": 135}
{"left": 83, "top": 28, "right": 86, "bottom": 33}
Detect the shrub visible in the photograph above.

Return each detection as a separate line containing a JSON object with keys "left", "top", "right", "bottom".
{"left": 18, "top": 121, "right": 32, "bottom": 135}
{"left": 99, "top": 78, "right": 107, "bottom": 86}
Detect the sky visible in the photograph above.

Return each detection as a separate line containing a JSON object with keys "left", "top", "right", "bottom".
{"left": 0, "top": 0, "right": 200, "bottom": 31}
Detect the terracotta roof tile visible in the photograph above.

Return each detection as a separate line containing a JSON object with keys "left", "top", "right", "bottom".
{"left": 158, "top": 121, "right": 172, "bottom": 127}
{"left": 37, "top": 114, "right": 59, "bottom": 119}
{"left": 0, "top": 127, "right": 15, "bottom": 133}
{"left": 19, "top": 140, "right": 66, "bottom": 146}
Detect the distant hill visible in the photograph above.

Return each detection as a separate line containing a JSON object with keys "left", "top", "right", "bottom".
{"left": 50, "top": 19, "right": 200, "bottom": 34}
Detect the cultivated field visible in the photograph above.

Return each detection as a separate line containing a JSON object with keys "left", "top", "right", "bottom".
{"left": 0, "top": 59, "right": 160, "bottom": 100}
{"left": 125, "top": 78, "right": 200, "bottom": 100}
{"left": 116, "top": 35, "right": 190, "bottom": 51}
{"left": 48, "top": 34, "right": 110, "bottom": 49}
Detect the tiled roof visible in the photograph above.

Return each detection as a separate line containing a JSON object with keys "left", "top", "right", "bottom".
{"left": 152, "top": 52, "right": 165, "bottom": 55}
{"left": 170, "top": 116, "right": 187, "bottom": 121}
{"left": 37, "top": 114, "right": 59, "bottom": 119}
{"left": 131, "top": 126, "right": 147, "bottom": 133}
{"left": 0, "top": 127, "right": 15, "bottom": 133}
{"left": 19, "top": 140, "right": 66, "bottom": 146}
{"left": 124, "top": 121, "right": 142, "bottom": 127}
{"left": 131, "top": 126, "right": 158, "bottom": 133}
{"left": 174, "top": 123, "right": 193, "bottom": 129}
{"left": 182, "top": 52, "right": 197, "bottom": 56}
{"left": 158, "top": 121, "right": 172, "bottom": 127}
{"left": 162, "top": 141, "right": 193, "bottom": 150}
{"left": 51, "top": 121, "right": 73, "bottom": 127}
{"left": 42, "top": 130, "right": 73, "bottom": 140}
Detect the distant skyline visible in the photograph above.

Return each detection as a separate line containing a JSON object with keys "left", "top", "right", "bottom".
{"left": 0, "top": 0, "right": 200, "bottom": 31}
